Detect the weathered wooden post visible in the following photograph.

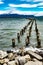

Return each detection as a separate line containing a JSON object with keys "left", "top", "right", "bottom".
{"left": 37, "top": 38, "right": 41, "bottom": 48}
{"left": 12, "top": 38, "right": 15, "bottom": 47}
{"left": 17, "top": 33, "right": 20, "bottom": 43}
{"left": 28, "top": 21, "right": 31, "bottom": 25}
{"left": 20, "top": 29, "right": 24, "bottom": 36}
{"left": 22, "top": 29, "right": 24, "bottom": 35}
{"left": 23, "top": 27, "right": 25, "bottom": 32}
{"left": 20, "top": 30, "right": 22, "bottom": 36}
{"left": 25, "top": 36, "right": 30, "bottom": 46}
{"left": 35, "top": 20, "right": 41, "bottom": 48}
{"left": 29, "top": 27, "right": 32, "bottom": 37}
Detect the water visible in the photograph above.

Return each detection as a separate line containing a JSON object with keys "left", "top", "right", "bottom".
{"left": 0, "top": 18, "right": 43, "bottom": 50}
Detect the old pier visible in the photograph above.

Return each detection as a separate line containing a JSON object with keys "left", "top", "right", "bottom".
{"left": 0, "top": 18, "right": 43, "bottom": 65}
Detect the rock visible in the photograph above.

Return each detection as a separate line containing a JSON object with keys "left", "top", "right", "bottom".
{"left": 15, "top": 60, "right": 19, "bottom": 65}
{"left": 3, "top": 63, "right": 7, "bottom": 65}
{"left": 18, "top": 47, "right": 26, "bottom": 56}
{"left": 24, "top": 61, "right": 42, "bottom": 65}
{"left": 8, "top": 53, "right": 15, "bottom": 60}
{"left": 11, "top": 49, "right": 19, "bottom": 54}
{"left": 16, "top": 54, "right": 31, "bottom": 64}
{"left": 18, "top": 59, "right": 24, "bottom": 65}
{"left": 0, "top": 59, "right": 4, "bottom": 64}
{"left": 0, "top": 50, "right": 8, "bottom": 59}
{"left": 24, "top": 61, "right": 35, "bottom": 65}
{"left": 3, "top": 58, "right": 9, "bottom": 63}
{"left": 27, "top": 50, "right": 42, "bottom": 61}
{"left": 24, "top": 55, "right": 31, "bottom": 61}
{"left": 7, "top": 61, "right": 16, "bottom": 65}
{"left": 0, "top": 58, "right": 9, "bottom": 64}
{"left": 15, "top": 56, "right": 26, "bottom": 63}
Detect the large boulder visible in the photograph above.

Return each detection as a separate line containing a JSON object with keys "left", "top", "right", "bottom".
{"left": 8, "top": 53, "right": 18, "bottom": 61}
{"left": 0, "top": 50, "right": 8, "bottom": 59}
{"left": 16, "top": 54, "right": 31, "bottom": 64}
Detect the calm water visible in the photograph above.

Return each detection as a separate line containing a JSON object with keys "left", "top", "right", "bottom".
{"left": 0, "top": 18, "right": 43, "bottom": 50}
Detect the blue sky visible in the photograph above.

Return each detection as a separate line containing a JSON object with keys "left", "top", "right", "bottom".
{"left": 0, "top": 0, "right": 43, "bottom": 16}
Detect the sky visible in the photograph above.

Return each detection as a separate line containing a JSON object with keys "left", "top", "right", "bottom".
{"left": 0, "top": 0, "right": 43, "bottom": 16}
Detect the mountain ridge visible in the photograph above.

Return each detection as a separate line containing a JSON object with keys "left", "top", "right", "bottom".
{"left": 0, "top": 14, "right": 43, "bottom": 20}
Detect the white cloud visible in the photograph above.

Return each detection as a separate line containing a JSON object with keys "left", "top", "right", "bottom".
{"left": 33, "top": 0, "right": 43, "bottom": 2}
{"left": 34, "top": 11, "right": 43, "bottom": 16}
{"left": 9, "top": 2, "right": 43, "bottom": 8}
{"left": 9, "top": 4, "right": 38, "bottom": 8}
{"left": 0, "top": 0, "right": 4, "bottom": 4}
{"left": 0, "top": 9, "right": 43, "bottom": 16}
{"left": 0, "top": 10, "right": 10, "bottom": 14}
{"left": 38, "top": 2, "right": 43, "bottom": 6}
{"left": 20, "top": 0, "right": 43, "bottom": 2}
{"left": 20, "top": 0, "right": 31, "bottom": 2}
{"left": 10, "top": 9, "right": 43, "bottom": 16}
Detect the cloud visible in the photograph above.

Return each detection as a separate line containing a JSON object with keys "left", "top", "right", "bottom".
{"left": 20, "top": 0, "right": 43, "bottom": 2}
{"left": 0, "top": 0, "right": 4, "bottom": 4}
{"left": 39, "top": 7, "right": 43, "bottom": 8}
{"left": 9, "top": 9, "right": 43, "bottom": 16}
{"left": 9, "top": 3, "right": 43, "bottom": 9}
{"left": 0, "top": 8, "right": 43, "bottom": 16}
{"left": 38, "top": 2, "right": 43, "bottom": 6}
{"left": 33, "top": 0, "right": 43, "bottom": 2}
{"left": 9, "top": 4, "right": 38, "bottom": 8}
{"left": 34, "top": 11, "right": 43, "bottom": 16}
{"left": 20, "top": 0, "right": 32, "bottom": 2}
{"left": 0, "top": 10, "right": 10, "bottom": 14}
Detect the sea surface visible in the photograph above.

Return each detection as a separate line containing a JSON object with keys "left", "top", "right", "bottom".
{"left": 0, "top": 18, "right": 43, "bottom": 50}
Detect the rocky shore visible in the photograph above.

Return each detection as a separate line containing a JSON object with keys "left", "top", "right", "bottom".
{"left": 0, "top": 19, "right": 43, "bottom": 65}
{"left": 0, "top": 47, "right": 43, "bottom": 65}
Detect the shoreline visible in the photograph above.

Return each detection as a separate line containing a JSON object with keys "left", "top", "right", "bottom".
{"left": 0, "top": 46, "right": 43, "bottom": 65}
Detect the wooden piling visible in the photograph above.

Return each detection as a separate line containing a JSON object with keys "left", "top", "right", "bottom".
{"left": 35, "top": 20, "right": 41, "bottom": 48}
{"left": 17, "top": 33, "right": 20, "bottom": 43}
{"left": 12, "top": 38, "right": 15, "bottom": 47}
{"left": 25, "top": 36, "right": 30, "bottom": 46}
{"left": 29, "top": 21, "right": 34, "bottom": 37}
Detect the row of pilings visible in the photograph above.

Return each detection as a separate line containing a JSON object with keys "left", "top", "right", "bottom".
{"left": 35, "top": 19, "right": 41, "bottom": 48}
{"left": 12, "top": 18, "right": 41, "bottom": 48}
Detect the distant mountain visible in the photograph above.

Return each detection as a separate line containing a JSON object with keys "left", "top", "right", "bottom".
{"left": 0, "top": 14, "right": 43, "bottom": 20}
{"left": 35, "top": 16, "right": 43, "bottom": 21}
{"left": 0, "top": 14, "right": 34, "bottom": 18}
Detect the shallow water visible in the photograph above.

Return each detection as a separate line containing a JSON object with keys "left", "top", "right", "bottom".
{"left": 0, "top": 18, "right": 43, "bottom": 50}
